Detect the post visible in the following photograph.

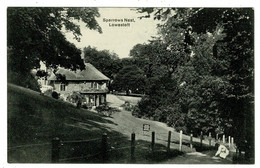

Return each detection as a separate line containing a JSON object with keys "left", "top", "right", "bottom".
{"left": 94, "top": 95, "right": 97, "bottom": 106}
{"left": 151, "top": 131, "right": 155, "bottom": 152}
{"left": 167, "top": 131, "right": 171, "bottom": 152}
{"left": 223, "top": 134, "right": 225, "bottom": 144}
{"left": 200, "top": 131, "right": 203, "bottom": 147}
{"left": 231, "top": 137, "right": 234, "bottom": 146}
{"left": 104, "top": 94, "right": 107, "bottom": 103}
{"left": 228, "top": 136, "right": 231, "bottom": 147}
{"left": 51, "top": 137, "right": 60, "bottom": 163}
{"left": 190, "top": 133, "right": 193, "bottom": 149}
{"left": 216, "top": 133, "right": 219, "bottom": 142}
{"left": 209, "top": 132, "right": 212, "bottom": 146}
{"left": 131, "top": 133, "right": 135, "bottom": 161}
{"left": 102, "top": 133, "right": 108, "bottom": 162}
{"left": 179, "top": 130, "right": 183, "bottom": 151}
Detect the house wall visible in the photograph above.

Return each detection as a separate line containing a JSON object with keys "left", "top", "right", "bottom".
{"left": 52, "top": 81, "right": 107, "bottom": 94}
{"left": 49, "top": 81, "right": 108, "bottom": 107}
{"left": 82, "top": 94, "right": 106, "bottom": 107}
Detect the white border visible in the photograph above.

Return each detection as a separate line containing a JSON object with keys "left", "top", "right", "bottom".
{"left": 1, "top": 0, "right": 259, "bottom": 168}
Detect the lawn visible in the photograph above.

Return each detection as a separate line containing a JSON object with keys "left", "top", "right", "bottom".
{"left": 115, "top": 95, "right": 142, "bottom": 105}
{"left": 8, "top": 84, "right": 217, "bottom": 163}
{"left": 8, "top": 84, "right": 123, "bottom": 163}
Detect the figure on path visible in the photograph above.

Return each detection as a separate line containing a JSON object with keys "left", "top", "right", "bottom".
{"left": 215, "top": 143, "right": 229, "bottom": 159}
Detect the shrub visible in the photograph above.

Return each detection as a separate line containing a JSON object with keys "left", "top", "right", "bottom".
{"left": 52, "top": 91, "right": 59, "bottom": 99}
{"left": 135, "top": 96, "right": 155, "bottom": 118}
{"left": 131, "top": 106, "right": 142, "bottom": 118}
{"left": 96, "top": 104, "right": 119, "bottom": 117}
{"left": 66, "top": 92, "right": 84, "bottom": 108}
{"left": 121, "top": 101, "right": 135, "bottom": 111}
{"left": 8, "top": 70, "right": 41, "bottom": 92}
{"left": 167, "top": 112, "right": 187, "bottom": 133}
{"left": 155, "top": 105, "right": 187, "bottom": 133}
{"left": 43, "top": 89, "right": 52, "bottom": 97}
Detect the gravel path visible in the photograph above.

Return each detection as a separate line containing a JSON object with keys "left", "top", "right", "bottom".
{"left": 162, "top": 150, "right": 233, "bottom": 164}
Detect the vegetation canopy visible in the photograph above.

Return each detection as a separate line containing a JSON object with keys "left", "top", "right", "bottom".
{"left": 7, "top": 7, "right": 102, "bottom": 90}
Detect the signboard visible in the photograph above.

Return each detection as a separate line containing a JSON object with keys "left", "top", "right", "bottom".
{"left": 143, "top": 124, "right": 150, "bottom": 132}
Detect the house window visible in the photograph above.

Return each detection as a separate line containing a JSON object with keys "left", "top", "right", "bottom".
{"left": 60, "top": 84, "right": 66, "bottom": 91}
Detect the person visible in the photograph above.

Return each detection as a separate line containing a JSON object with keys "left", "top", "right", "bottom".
{"left": 215, "top": 143, "right": 229, "bottom": 159}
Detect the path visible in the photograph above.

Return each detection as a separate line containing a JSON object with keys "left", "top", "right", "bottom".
{"left": 163, "top": 150, "right": 233, "bottom": 164}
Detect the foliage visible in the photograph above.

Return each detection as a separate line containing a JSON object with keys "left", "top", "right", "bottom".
{"left": 7, "top": 70, "right": 41, "bottom": 92}
{"left": 51, "top": 91, "right": 59, "bottom": 99}
{"left": 131, "top": 106, "right": 142, "bottom": 118}
{"left": 36, "top": 70, "right": 48, "bottom": 78}
{"left": 134, "top": 8, "right": 254, "bottom": 158}
{"left": 111, "top": 65, "right": 146, "bottom": 94}
{"left": 66, "top": 92, "right": 84, "bottom": 108}
{"left": 7, "top": 7, "right": 102, "bottom": 90}
{"left": 55, "top": 73, "right": 68, "bottom": 85}
{"left": 96, "top": 103, "right": 120, "bottom": 117}
{"left": 83, "top": 46, "right": 122, "bottom": 80}
{"left": 121, "top": 101, "right": 135, "bottom": 111}
{"left": 154, "top": 105, "right": 187, "bottom": 133}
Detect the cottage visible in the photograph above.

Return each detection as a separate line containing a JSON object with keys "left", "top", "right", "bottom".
{"left": 48, "top": 63, "right": 110, "bottom": 107}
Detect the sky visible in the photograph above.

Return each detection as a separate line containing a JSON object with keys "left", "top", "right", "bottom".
{"left": 65, "top": 8, "right": 161, "bottom": 59}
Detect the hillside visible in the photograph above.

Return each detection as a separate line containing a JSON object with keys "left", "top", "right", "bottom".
{"left": 8, "top": 84, "right": 122, "bottom": 162}
{"left": 8, "top": 84, "right": 213, "bottom": 163}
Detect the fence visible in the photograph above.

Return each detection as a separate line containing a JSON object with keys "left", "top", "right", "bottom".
{"left": 8, "top": 130, "right": 237, "bottom": 163}
{"left": 49, "top": 130, "right": 237, "bottom": 163}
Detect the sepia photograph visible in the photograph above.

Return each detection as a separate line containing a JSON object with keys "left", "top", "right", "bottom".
{"left": 4, "top": 1, "right": 255, "bottom": 165}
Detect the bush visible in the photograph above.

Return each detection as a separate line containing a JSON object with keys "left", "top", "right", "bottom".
{"left": 154, "top": 105, "right": 187, "bottom": 133}
{"left": 135, "top": 96, "right": 155, "bottom": 118}
{"left": 121, "top": 101, "right": 135, "bottom": 111}
{"left": 66, "top": 92, "right": 84, "bottom": 108}
{"left": 81, "top": 103, "right": 88, "bottom": 109}
{"left": 52, "top": 91, "right": 59, "bottom": 99}
{"left": 8, "top": 70, "right": 41, "bottom": 92}
{"left": 43, "top": 89, "right": 53, "bottom": 97}
{"left": 96, "top": 104, "right": 119, "bottom": 117}
{"left": 131, "top": 106, "right": 142, "bottom": 118}
{"left": 167, "top": 112, "right": 187, "bottom": 133}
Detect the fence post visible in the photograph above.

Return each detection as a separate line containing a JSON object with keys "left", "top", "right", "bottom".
{"left": 223, "top": 135, "right": 225, "bottom": 144}
{"left": 190, "top": 133, "right": 193, "bottom": 149}
{"left": 102, "top": 133, "right": 108, "bottom": 162}
{"left": 131, "top": 133, "right": 135, "bottom": 162}
{"left": 228, "top": 136, "right": 231, "bottom": 147}
{"left": 167, "top": 131, "right": 171, "bottom": 152}
{"left": 200, "top": 131, "right": 203, "bottom": 148}
{"left": 231, "top": 137, "right": 234, "bottom": 146}
{"left": 151, "top": 131, "right": 155, "bottom": 152}
{"left": 209, "top": 132, "right": 212, "bottom": 146}
{"left": 51, "top": 137, "right": 60, "bottom": 163}
{"left": 179, "top": 130, "right": 183, "bottom": 151}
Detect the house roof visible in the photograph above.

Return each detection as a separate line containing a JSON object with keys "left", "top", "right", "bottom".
{"left": 48, "top": 63, "right": 110, "bottom": 81}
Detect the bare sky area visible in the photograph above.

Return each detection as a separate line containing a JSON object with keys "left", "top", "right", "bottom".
{"left": 65, "top": 8, "right": 161, "bottom": 58}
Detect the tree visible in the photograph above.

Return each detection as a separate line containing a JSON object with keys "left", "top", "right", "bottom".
{"left": 7, "top": 7, "right": 102, "bottom": 90}
{"left": 83, "top": 46, "right": 121, "bottom": 80}
{"left": 111, "top": 65, "right": 146, "bottom": 95}
{"left": 138, "top": 8, "right": 254, "bottom": 160}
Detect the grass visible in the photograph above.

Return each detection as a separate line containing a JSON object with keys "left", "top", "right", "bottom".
{"left": 8, "top": 84, "right": 123, "bottom": 163}
{"left": 116, "top": 95, "right": 141, "bottom": 105}
{"left": 8, "top": 84, "right": 220, "bottom": 163}
{"left": 8, "top": 84, "right": 185, "bottom": 163}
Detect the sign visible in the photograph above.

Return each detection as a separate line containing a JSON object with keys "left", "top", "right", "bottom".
{"left": 143, "top": 124, "right": 150, "bottom": 132}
